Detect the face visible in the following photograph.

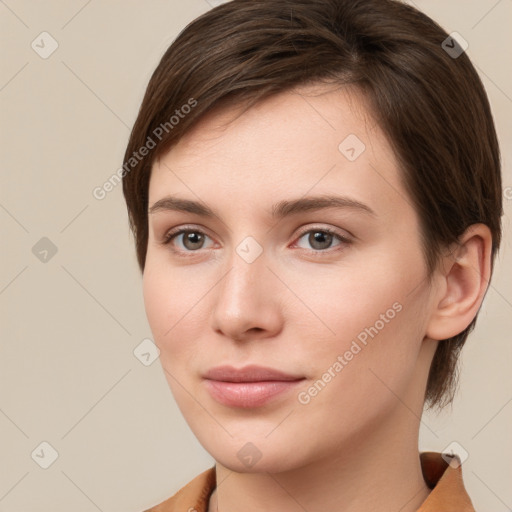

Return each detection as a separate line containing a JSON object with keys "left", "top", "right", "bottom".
{"left": 143, "top": 84, "right": 439, "bottom": 473}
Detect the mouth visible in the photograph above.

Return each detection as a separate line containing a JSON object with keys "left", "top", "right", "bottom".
{"left": 203, "top": 365, "right": 306, "bottom": 408}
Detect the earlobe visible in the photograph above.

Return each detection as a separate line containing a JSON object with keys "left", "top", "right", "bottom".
{"left": 425, "top": 224, "right": 493, "bottom": 341}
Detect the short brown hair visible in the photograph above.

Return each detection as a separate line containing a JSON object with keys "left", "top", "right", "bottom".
{"left": 122, "top": 0, "right": 503, "bottom": 408}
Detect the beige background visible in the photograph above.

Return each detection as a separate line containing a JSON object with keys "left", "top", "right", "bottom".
{"left": 1, "top": 1, "right": 511, "bottom": 511}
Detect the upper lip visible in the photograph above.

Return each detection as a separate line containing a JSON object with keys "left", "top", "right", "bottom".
{"left": 204, "top": 365, "right": 304, "bottom": 383}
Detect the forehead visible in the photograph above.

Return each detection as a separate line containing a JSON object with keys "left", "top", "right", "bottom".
{"left": 148, "top": 84, "right": 407, "bottom": 218}
{"left": 159, "top": 84, "right": 382, "bottom": 164}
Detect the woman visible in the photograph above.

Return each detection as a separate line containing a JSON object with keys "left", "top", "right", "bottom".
{"left": 122, "top": 1, "right": 503, "bottom": 510}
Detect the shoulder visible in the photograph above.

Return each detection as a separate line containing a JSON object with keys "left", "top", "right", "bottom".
{"left": 418, "top": 452, "right": 475, "bottom": 511}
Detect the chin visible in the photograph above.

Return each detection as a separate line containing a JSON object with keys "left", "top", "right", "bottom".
{"left": 205, "top": 437, "right": 309, "bottom": 475}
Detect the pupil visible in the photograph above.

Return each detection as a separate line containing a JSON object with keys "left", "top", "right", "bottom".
{"left": 186, "top": 232, "right": 203, "bottom": 248}
{"left": 310, "top": 231, "right": 331, "bottom": 249}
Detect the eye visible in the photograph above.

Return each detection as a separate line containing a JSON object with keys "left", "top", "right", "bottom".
{"left": 294, "top": 227, "right": 351, "bottom": 253}
{"left": 161, "top": 225, "right": 352, "bottom": 256}
{"left": 162, "top": 227, "right": 214, "bottom": 253}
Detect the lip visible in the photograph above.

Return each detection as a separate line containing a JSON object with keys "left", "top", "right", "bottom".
{"left": 204, "top": 364, "right": 303, "bottom": 382}
{"left": 203, "top": 365, "right": 305, "bottom": 408}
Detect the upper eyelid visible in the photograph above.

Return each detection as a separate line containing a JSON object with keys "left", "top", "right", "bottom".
{"left": 295, "top": 224, "right": 352, "bottom": 239}
{"left": 163, "top": 224, "right": 352, "bottom": 247}
{"left": 164, "top": 224, "right": 213, "bottom": 241}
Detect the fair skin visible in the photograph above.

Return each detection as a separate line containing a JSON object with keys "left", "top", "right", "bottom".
{"left": 143, "top": 84, "right": 492, "bottom": 512}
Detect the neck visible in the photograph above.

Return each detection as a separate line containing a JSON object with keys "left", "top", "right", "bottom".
{"left": 208, "top": 406, "right": 430, "bottom": 512}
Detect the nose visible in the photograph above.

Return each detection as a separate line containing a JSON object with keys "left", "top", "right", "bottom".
{"left": 211, "top": 247, "right": 283, "bottom": 343}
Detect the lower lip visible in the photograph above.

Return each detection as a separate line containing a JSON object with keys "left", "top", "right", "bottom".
{"left": 204, "top": 379, "right": 304, "bottom": 408}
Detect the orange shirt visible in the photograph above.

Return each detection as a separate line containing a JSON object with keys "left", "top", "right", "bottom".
{"left": 143, "top": 452, "right": 475, "bottom": 511}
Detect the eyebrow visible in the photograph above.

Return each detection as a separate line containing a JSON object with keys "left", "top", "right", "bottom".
{"left": 271, "top": 195, "right": 375, "bottom": 218}
{"left": 148, "top": 195, "right": 376, "bottom": 219}
{"left": 148, "top": 194, "right": 376, "bottom": 218}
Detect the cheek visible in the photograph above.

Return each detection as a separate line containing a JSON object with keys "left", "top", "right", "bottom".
{"left": 143, "top": 262, "right": 182, "bottom": 353}
{"left": 288, "top": 249, "right": 424, "bottom": 344}
{"left": 287, "top": 245, "right": 430, "bottom": 403}
{"left": 142, "top": 261, "right": 169, "bottom": 339}
{"left": 143, "top": 250, "right": 194, "bottom": 330}
{"left": 142, "top": 258, "right": 211, "bottom": 371}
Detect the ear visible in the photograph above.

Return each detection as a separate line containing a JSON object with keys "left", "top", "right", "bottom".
{"left": 425, "top": 224, "right": 493, "bottom": 341}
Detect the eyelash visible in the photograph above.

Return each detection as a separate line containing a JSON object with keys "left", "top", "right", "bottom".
{"left": 161, "top": 225, "right": 352, "bottom": 258}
